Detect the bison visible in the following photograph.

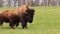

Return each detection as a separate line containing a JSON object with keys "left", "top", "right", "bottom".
{"left": 0, "top": 5, "right": 35, "bottom": 29}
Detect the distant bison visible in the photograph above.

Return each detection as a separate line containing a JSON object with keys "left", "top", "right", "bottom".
{"left": 0, "top": 5, "right": 35, "bottom": 29}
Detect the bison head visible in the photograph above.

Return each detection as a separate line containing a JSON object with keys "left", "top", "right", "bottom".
{"left": 25, "top": 9, "right": 35, "bottom": 23}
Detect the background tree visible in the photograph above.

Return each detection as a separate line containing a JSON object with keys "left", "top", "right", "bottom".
{"left": 1, "top": 0, "right": 60, "bottom": 7}
{"left": 0, "top": 0, "right": 3, "bottom": 7}
{"left": 7, "top": 0, "right": 11, "bottom": 7}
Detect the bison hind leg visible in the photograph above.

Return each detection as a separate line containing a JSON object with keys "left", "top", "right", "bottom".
{"left": 0, "top": 22, "right": 3, "bottom": 28}
{"left": 9, "top": 22, "right": 16, "bottom": 29}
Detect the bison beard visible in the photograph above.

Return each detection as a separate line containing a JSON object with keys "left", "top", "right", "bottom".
{"left": 0, "top": 5, "right": 35, "bottom": 29}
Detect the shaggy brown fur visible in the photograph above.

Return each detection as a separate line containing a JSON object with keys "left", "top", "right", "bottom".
{"left": 0, "top": 10, "right": 20, "bottom": 29}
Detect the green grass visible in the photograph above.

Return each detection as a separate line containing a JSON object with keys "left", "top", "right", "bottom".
{"left": 0, "top": 6, "right": 60, "bottom": 34}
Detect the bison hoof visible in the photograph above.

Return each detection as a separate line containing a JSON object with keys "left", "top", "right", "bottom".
{"left": 22, "top": 26, "right": 28, "bottom": 29}
{"left": 10, "top": 26, "right": 16, "bottom": 29}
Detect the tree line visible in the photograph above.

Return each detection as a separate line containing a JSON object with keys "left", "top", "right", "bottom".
{"left": 0, "top": 0, "right": 60, "bottom": 7}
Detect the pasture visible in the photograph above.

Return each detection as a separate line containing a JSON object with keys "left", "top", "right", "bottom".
{"left": 0, "top": 6, "right": 60, "bottom": 34}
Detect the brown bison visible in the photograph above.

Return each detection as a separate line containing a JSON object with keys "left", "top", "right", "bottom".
{"left": 0, "top": 5, "right": 35, "bottom": 29}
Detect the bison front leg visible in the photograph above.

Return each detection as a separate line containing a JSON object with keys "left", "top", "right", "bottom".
{"left": 24, "top": 23, "right": 27, "bottom": 29}
{"left": 21, "top": 23, "right": 27, "bottom": 29}
{"left": 21, "top": 19, "right": 27, "bottom": 29}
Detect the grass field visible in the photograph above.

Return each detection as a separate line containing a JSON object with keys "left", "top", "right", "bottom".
{"left": 0, "top": 6, "right": 60, "bottom": 34}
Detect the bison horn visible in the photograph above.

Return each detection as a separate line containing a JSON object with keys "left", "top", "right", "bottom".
{"left": 25, "top": 12, "right": 28, "bottom": 14}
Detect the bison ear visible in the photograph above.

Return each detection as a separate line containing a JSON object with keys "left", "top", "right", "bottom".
{"left": 25, "top": 10, "right": 29, "bottom": 14}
